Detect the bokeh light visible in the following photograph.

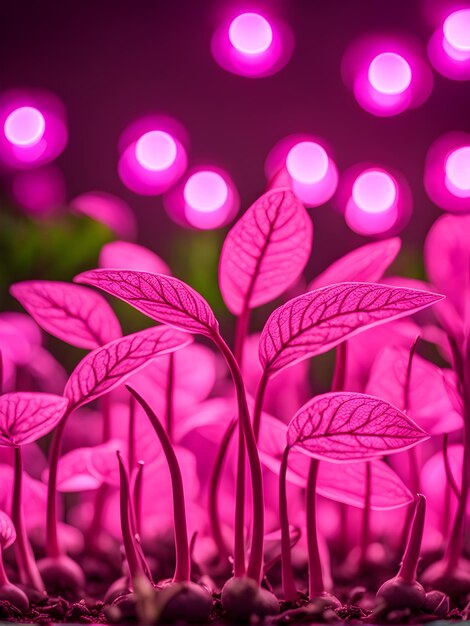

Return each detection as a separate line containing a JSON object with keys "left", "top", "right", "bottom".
{"left": 228, "top": 13, "right": 273, "bottom": 55}
{"left": 211, "top": 9, "right": 293, "bottom": 78}
{"left": 118, "top": 115, "right": 188, "bottom": 195}
{"left": 367, "top": 53, "right": 412, "bottom": 95}
{"left": 135, "top": 130, "right": 177, "bottom": 172}
{"left": 4, "top": 107, "right": 46, "bottom": 147}
{"left": 337, "top": 164, "right": 411, "bottom": 235}
{"left": 71, "top": 191, "right": 137, "bottom": 239}
{"left": 352, "top": 169, "right": 397, "bottom": 213}
{"left": 342, "top": 35, "right": 433, "bottom": 116}
{"left": 425, "top": 132, "right": 470, "bottom": 212}
{"left": 0, "top": 89, "right": 67, "bottom": 169}
{"left": 266, "top": 134, "right": 338, "bottom": 207}
{"left": 428, "top": 9, "right": 470, "bottom": 80}
{"left": 164, "top": 166, "right": 239, "bottom": 229}
{"left": 10, "top": 166, "right": 66, "bottom": 217}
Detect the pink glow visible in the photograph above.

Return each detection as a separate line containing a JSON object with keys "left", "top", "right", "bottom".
{"left": 342, "top": 35, "right": 433, "bottom": 117}
{"left": 11, "top": 166, "right": 66, "bottom": 217}
{"left": 352, "top": 169, "right": 397, "bottom": 214}
{"left": 428, "top": 8, "right": 470, "bottom": 79}
{"left": 445, "top": 146, "right": 470, "bottom": 196}
{"left": 425, "top": 132, "right": 470, "bottom": 211}
{"left": 211, "top": 9, "right": 293, "bottom": 78}
{"left": 118, "top": 115, "right": 188, "bottom": 195}
{"left": 0, "top": 90, "right": 67, "bottom": 169}
{"left": 135, "top": 130, "right": 177, "bottom": 171}
{"left": 266, "top": 134, "right": 338, "bottom": 207}
{"left": 337, "top": 164, "right": 411, "bottom": 236}
{"left": 368, "top": 53, "right": 412, "bottom": 95}
{"left": 184, "top": 171, "right": 228, "bottom": 213}
{"left": 4, "top": 107, "right": 45, "bottom": 147}
{"left": 71, "top": 191, "right": 137, "bottom": 239}
{"left": 164, "top": 166, "right": 239, "bottom": 229}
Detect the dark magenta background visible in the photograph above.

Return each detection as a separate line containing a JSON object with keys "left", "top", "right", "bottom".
{"left": 1, "top": 0, "right": 469, "bottom": 274}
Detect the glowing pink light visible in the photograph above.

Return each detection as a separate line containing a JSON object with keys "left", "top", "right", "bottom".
{"left": 135, "top": 130, "right": 177, "bottom": 172}
{"left": 444, "top": 10, "right": 470, "bottom": 53}
{"left": 228, "top": 13, "right": 273, "bottom": 55}
{"left": 184, "top": 171, "right": 229, "bottom": 213}
{"left": 343, "top": 35, "right": 433, "bottom": 117}
{"left": 4, "top": 107, "right": 46, "bottom": 147}
{"left": 352, "top": 169, "right": 397, "bottom": 214}
{"left": 368, "top": 53, "right": 412, "bottom": 95}
{"left": 164, "top": 166, "right": 239, "bottom": 230}
{"left": 211, "top": 10, "right": 293, "bottom": 78}
{"left": 0, "top": 90, "right": 67, "bottom": 170}
{"left": 286, "top": 142, "right": 329, "bottom": 185}
{"left": 445, "top": 146, "right": 470, "bottom": 196}
{"left": 265, "top": 134, "right": 338, "bottom": 207}
{"left": 118, "top": 116, "right": 188, "bottom": 196}
{"left": 425, "top": 132, "right": 470, "bottom": 211}
{"left": 337, "top": 164, "right": 411, "bottom": 236}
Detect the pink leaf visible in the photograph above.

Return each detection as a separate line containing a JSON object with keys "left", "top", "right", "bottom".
{"left": 366, "top": 346, "right": 463, "bottom": 435}
{"left": 0, "top": 510, "right": 16, "bottom": 549}
{"left": 260, "top": 282, "right": 444, "bottom": 377}
{"left": 424, "top": 213, "right": 470, "bottom": 331}
{"left": 75, "top": 269, "right": 219, "bottom": 338}
{"left": 309, "top": 238, "right": 401, "bottom": 290}
{"left": 55, "top": 447, "right": 103, "bottom": 492}
{"left": 287, "top": 392, "right": 429, "bottom": 462}
{"left": 0, "top": 393, "right": 69, "bottom": 446}
{"left": 10, "top": 280, "right": 122, "bottom": 349}
{"left": 99, "top": 241, "right": 171, "bottom": 275}
{"left": 258, "top": 413, "right": 412, "bottom": 508}
{"left": 219, "top": 189, "right": 313, "bottom": 314}
{"left": 65, "top": 326, "right": 192, "bottom": 410}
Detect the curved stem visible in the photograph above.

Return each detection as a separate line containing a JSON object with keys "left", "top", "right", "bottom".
{"left": 46, "top": 413, "right": 69, "bottom": 558}
{"left": 398, "top": 494, "right": 426, "bottom": 582}
{"left": 13, "top": 447, "right": 45, "bottom": 592}
{"left": 127, "top": 386, "right": 190, "bottom": 583}
{"left": 332, "top": 342, "right": 348, "bottom": 392}
{"left": 359, "top": 461, "right": 372, "bottom": 571}
{"left": 117, "top": 452, "right": 144, "bottom": 581}
{"left": 212, "top": 333, "right": 264, "bottom": 584}
{"left": 234, "top": 419, "right": 246, "bottom": 577}
{"left": 134, "top": 461, "right": 144, "bottom": 537}
{"left": 86, "top": 484, "right": 109, "bottom": 549}
{"left": 279, "top": 446, "right": 297, "bottom": 601}
{"left": 306, "top": 458, "right": 323, "bottom": 599}
{"left": 166, "top": 353, "right": 175, "bottom": 441}
{"left": 234, "top": 307, "right": 251, "bottom": 366}
{"left": 208, "top": 419, "right": 236, "bottom": 560}
{"left": 443, "top": 433, "right": 460, "bottom": 498}
{"left": 253, "top": 371, "right": 268, "bottom": 442}
{"left": 128, "top": 395, "right": 136, "bottom": 475}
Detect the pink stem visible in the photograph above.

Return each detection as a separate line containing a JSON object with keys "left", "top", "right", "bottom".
{"left": 166, "top": 353, "right": 175, "bottom": 441}
{"left": 208, "top": 419, "right": 236, "bottom": 560}
{"left": 234, "top": 306, "right": 250, "bottom": 366}
{"left": 127, "top": 386, "right": 190, "bottom": 583}
{"left": 306, "top": 458, "right": 324, "bottom": 598}
{"left": 134, "top": 461, "right": 144, "bottom": 537}
{"left": 332, "top": 342, "right": 348, "bottom": 392}
{"left": 212, "top": 333, "right": 264, "bottom": 584}
{"left": 128, "top": 396, "right": 136, "bottom": 475}
{"left": 117, "top": 452, "right": 144, "bottom": 581}
{"left": 13, "top": 447, "right": 45, "bottom": 592}
{"left": 279, "top": 446, "right": 297, "bottom": 601}
{"left": 443, "top": 433, "right": 460, "bottom": 498}
{"left": 359, "top": 462, "right": 372, "bottom": 571}
{"left": 398, "top": 494, "right": 426, "bottom": 582}
{"left": 46, "top": 413, "right": 69, "bottom": 558}
{"left": 253, "top": 371, "right": 268, "bottom": 442}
